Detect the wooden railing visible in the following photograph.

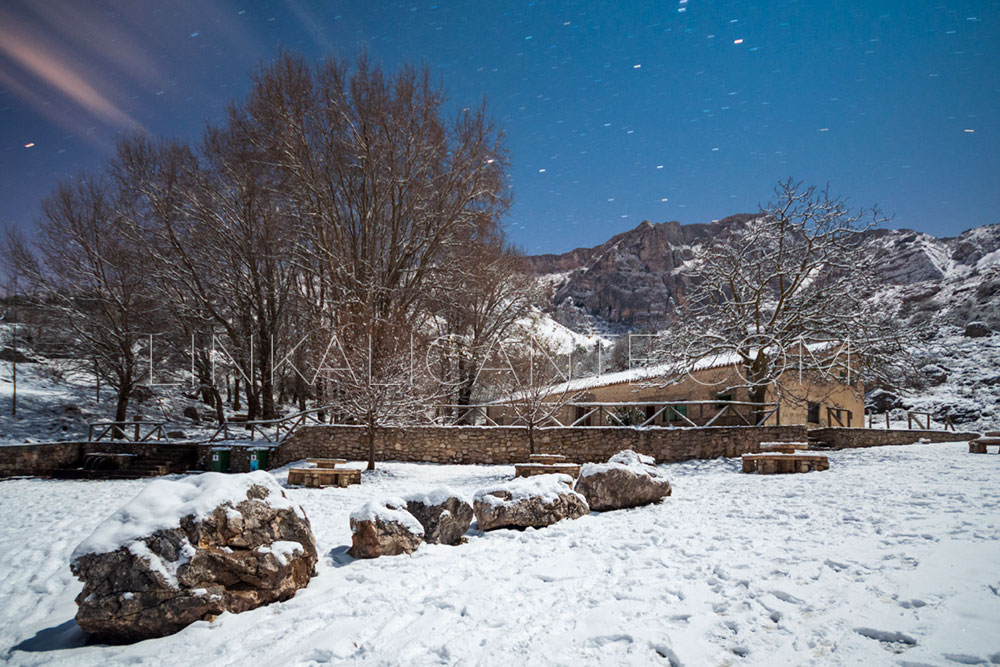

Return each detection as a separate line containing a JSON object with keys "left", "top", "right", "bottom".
{"left": 430, "top": 400, "right": 780, "bottom": 428}
{"left": 865, "top": 410, "right": 955, "bottom": 432}
{"left": 88, "top": 421, "right": 167, "bottom": 442}
{"left": 204, "top": 406, "right": 332, "bottom": 443}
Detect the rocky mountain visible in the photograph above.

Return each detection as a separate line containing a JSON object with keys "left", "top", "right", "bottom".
{"left": 529, "top": 216, "right": 1000, "bottom": 334}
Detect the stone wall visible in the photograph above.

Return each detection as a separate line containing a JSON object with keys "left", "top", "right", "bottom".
{"left": 810, "top": 427, "right": 979, "bottom": 450}
{"left": 0, "top": 443, "right": 81, "bottom": 477}
{"left": 275, "top": 424, "right": 810, "bottom": 466}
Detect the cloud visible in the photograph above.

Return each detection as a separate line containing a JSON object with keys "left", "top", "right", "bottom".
{"left": 0, "top": 4, "right": 145, "bottom": 142}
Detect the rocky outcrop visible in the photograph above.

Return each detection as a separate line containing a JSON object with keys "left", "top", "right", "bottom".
{"left": 349, "top": 498, "right": 424, "bottom": 558}
{"left": 404, "top": 489, "right": 474, "bottom": 545}
{"left": 965, "top": 321, "right": 992, "bottom": 338}
{"left": 473, "top": 474, "right": 589, "bottom": 531}
{"left": 70, "top": 472, "right": 317, "bottom": 643}
{"left": 574, "top": 450, "right": 672, "bottom": 511}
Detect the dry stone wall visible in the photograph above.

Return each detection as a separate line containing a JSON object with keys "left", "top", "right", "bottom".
{"left": 275, "top": 424, "right": 810, "bottom": 466}
{"left": 811, "top": 427, "right": 980, "bottom": 449}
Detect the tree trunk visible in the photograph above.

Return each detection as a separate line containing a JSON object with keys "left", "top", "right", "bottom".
{"left": 527, "top": 421, "right": 535, "bottom": 456}
{"left": 233, "top": 376, "right": 241, "bottom": 411}
{"left": 113, "top": 384, "right": 130, "bottom": 440}
{"left": 366, "top": 418, "right": 377, "bottom": 471}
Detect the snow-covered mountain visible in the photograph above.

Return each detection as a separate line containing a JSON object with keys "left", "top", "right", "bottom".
{"left": 528, "top": 218, "right": 1000, "bottom": 430}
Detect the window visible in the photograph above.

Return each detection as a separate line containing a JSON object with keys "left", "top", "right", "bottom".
{"left": 716, "top": 393, "right": 732, "bottom": 409}
{"left": 807, "top": 402, "right": 820, "bottom": 423}
{"left": 669, "top": 404, "right": 687, "bottom": 422}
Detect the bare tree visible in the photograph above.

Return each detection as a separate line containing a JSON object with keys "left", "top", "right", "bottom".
{"left": 489, "top": 333, "right": 581, "bottom": 453}
{"left": 429, "top": 241, "right": 537, "bottom": 417}
{"left": 4, "top": 177, "right": 158, "bottom": 429}
{"left": 650, "top": 179, "right": 922, "bottom": 416}
{"left": 237, "top": 53, "right": 511, "bottom": 467}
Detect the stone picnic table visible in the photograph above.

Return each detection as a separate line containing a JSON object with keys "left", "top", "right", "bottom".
{"left": 515, "top": 454, "right": 581, "bottom": 479}
{"left": 741, "top": 452, "right": 829, "bottom": 475}
{"left": 288, "top": 458, "right": 360, "bottom": 488}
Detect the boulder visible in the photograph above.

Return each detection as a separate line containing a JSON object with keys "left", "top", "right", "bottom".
{"left": 182, "top": 406, "right": 200, "bottom": 423}
{"left": 865, "top": 388, "right": 906, "bottom": 413}
{"left": 919, "top": 364, "right": 949, "bottom": 386}
{"left": 70, "top": 471, "right": 317, "bottom": 643}
{"left": 404, "top": 489, "right": 474, "bottom": 545}
{"left": 130, "top": 385, "right": 154, "bottom": 403}
{"left": 964, "top": 321, "right": 992, "bottom": 338}
{"left": 473, "top": 474, "right": 589, "bottom": 531}
{"left": 574, "top": 450, "right": 672, "bottom": 511}
{"left": 166, "top": 430, "right": 187, "bottom": 440}
{"left": 349, "top": 498, "right": 424, "bottom": 558}
{"left": 0, "top": 346, "right": 34, "bottom": 363}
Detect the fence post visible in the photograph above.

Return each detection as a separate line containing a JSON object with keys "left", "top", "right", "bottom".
{"left": 885, "top": 412, "right": 889, "bottom": 430}
{"left": 134, "top": 415, "right": 141, "bottom": 442}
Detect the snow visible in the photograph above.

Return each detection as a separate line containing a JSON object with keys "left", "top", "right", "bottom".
{"left": 349, "top": 498, "right": 425, "bottom": 535}
{"left": 71, "top": 471, "right": 302, "bottom": 564}
{"left": 473, "top": 472, "right": 583, "bottom": 508}
{"left": 401, "top": 486, "right": 469, "bottom": 507}
{"left": 580, "top": 449, "right": 667, "bottom": 479}
{"left": 2, "top": 444, "right": 1000, "bottom": 665}
{"left": 257, "top": 541, "right": 306, "bottom": 567}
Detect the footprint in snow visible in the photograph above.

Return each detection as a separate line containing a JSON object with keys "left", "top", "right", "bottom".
{"left": 853, "top": 627, "right": 916, "bottom": 653}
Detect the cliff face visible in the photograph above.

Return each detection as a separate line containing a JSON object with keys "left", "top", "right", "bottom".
{"left": 527, "top": 214, "right": 756, "bottom": 329}
{"left": 528, "top": 217, "right": 1000, "bottom": 332}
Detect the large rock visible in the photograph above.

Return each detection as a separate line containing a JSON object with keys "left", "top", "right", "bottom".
{"left": 70, "top": 472, "right": 317, "bottom": 643}
{"left": 964, "top": 321, "right": 992, "bottom": 338}
{"left": 574, "top": 450, "right": 672, "bottom": 511}
{"left": 182, "top": 406, "right": 201, "bottom": 423}
{"left": 473, "top": 474, "right": 589, "bottom": 531}
{"left": 865, "top": 388, "right": 907, "bottom": 413}
{"left": 404, "top": 489, "right": 474, "bottom": 545}
{"left": 349, "top": 498, "right": 424, "bottom": 558}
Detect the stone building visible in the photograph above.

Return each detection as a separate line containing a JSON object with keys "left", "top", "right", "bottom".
{"left": 487, "top": 345, "right": 864, "bottom": 429}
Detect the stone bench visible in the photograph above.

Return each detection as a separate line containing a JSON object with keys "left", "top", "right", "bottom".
{"left": 529, "top": 454, "right": 567, "bottom": 466}
{"left": 287, "top": 467, "right": 361, "bottom": 488}
{"left": 306, "top": 458, "right": 347, "bottom": 468}
{"left": 514, "top": 463, "right": 582, "bottom": 479}
{"left": 969, "top": 434, "right": 1000, "bottom": 454}
{"left": 759, "top": 442, "right": 810, "bottom": 454}
{"left": 742, "top": 453, "right": 829, "bottom": 475}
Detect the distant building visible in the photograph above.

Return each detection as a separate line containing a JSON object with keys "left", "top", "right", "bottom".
{"left": 487, "top": 344, "right": 864, "bottom": 429}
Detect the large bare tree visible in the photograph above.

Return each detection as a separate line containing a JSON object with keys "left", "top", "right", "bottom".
{"left": 651, "top": 179, "right": 922, "bottom": 416}
{"left": 4, "top": 176, "right": 159, "bottom": 428}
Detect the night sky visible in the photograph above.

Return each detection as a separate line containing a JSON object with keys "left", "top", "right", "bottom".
{"left": 1, "top": 1, "right": 997, "bottom": 254}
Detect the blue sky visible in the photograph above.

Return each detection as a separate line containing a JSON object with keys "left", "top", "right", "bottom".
{"left": 1, "top": 0, "right": 997, "bottom": 253}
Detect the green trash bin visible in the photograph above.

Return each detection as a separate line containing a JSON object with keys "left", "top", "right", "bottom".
{"left": 249, "top": 448, "right": 270, "bottom": 472}
{"left": 210, "top": 447, "right": 231, "bottom": 473}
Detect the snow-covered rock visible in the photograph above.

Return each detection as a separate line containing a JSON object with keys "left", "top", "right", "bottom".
{"left": 403, "top": 488, "right": 473, "bottom": 546}
{"left": 70, "top": 471, "right": 317, "bottom": 642}
{"left": 964, "top": 321, "right": 992, "bottom": 338}
{"left": 473, "top": 474, "right": 589, "bottom": 531}
{"left": 348, "top": 498, "right": 424, "bottom": 558}
{"left": 575, "top": 450, "right": 672, "bottom": 511}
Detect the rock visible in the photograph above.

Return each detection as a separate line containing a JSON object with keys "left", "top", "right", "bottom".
{"left": 919, "top": 364, "right": 949, "bottom": 386}
{"left": 574, "top": 450, "right": 672, "bottom": 511}
{"left": 964, "top": 321, "right": 992, "bottom": 338}
{"left": 473, "top": 474, "right": 589, "bottom": 531}
{"left": 130, "top": 385, "right": 153, "bottom": 403}
{"left": 403, "top": 489, "right": 474, "bottom": 545}
{"left": 865, "top": 388, "right": 906, "bottom": 413}
{"left": 349, "top": 498, "right": 424, "bottom": 558}
{"left": 70, "top": 472, "right": 317, "bottom": 643}
{"left": 183, "top": 406, "right": 200, "bottom": 423}
{"left": 166, "top": 430, "right": 187, "bottom": 439}
{"left": 0, "top": 347, "right": 34, "bottom": 363}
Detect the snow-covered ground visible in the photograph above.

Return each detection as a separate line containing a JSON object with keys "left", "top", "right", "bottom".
{"left": 2, "top": 442, "right": 998, "bottom": 666}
